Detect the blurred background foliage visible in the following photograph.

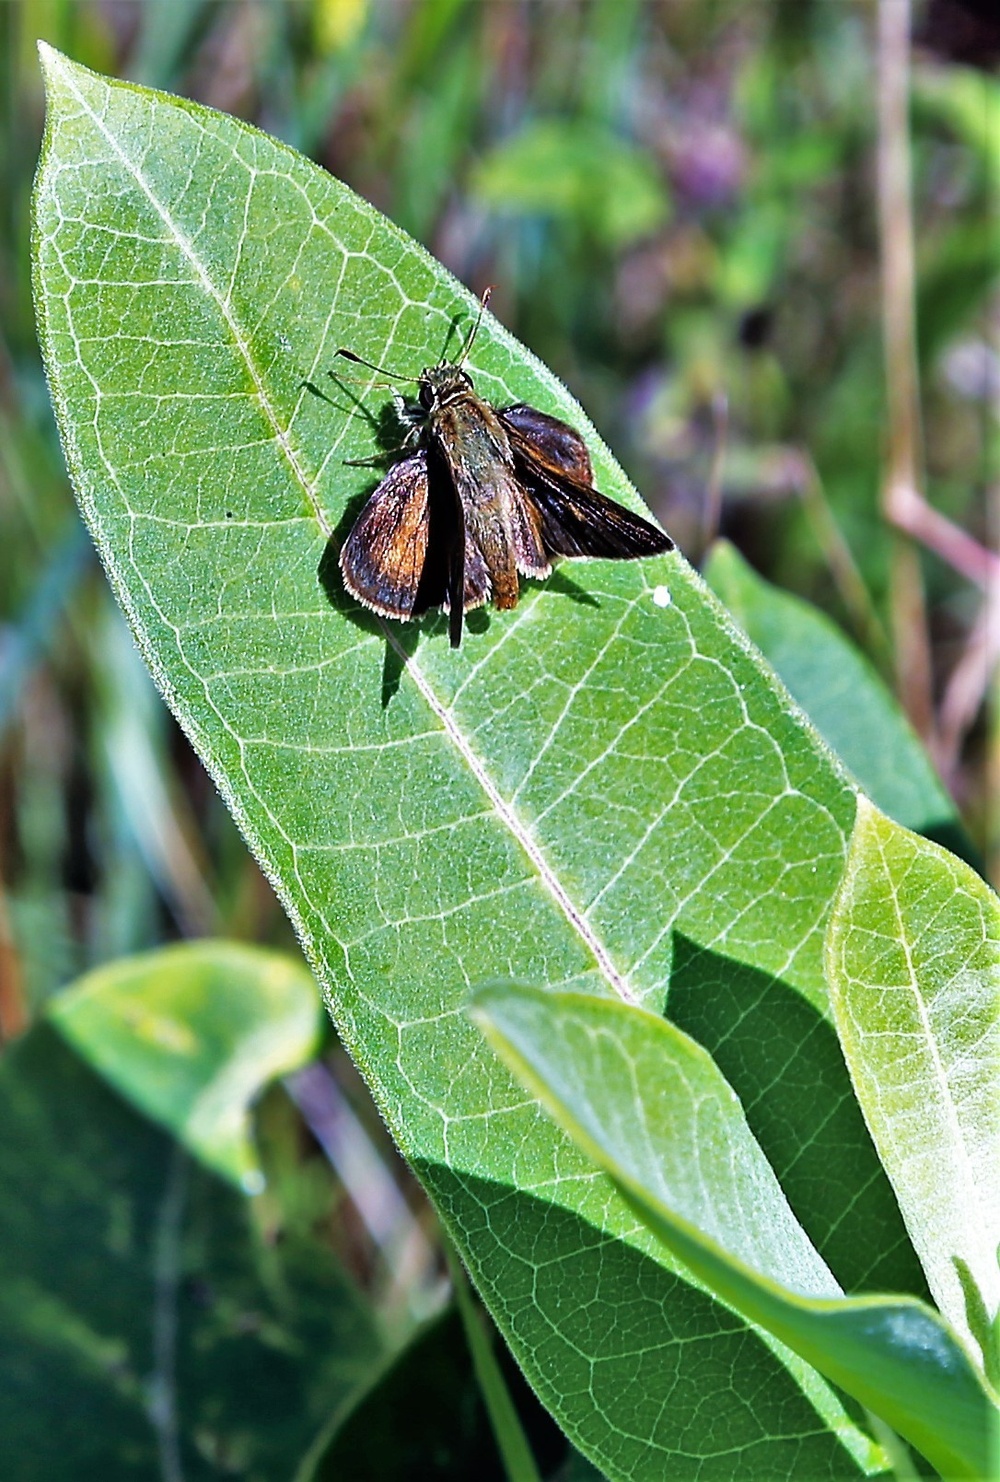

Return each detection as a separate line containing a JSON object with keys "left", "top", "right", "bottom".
{"left": 0, "top": 1, "right": 997, "bottom": 1475}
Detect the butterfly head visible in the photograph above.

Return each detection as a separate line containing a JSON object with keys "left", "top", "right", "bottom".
{"left": 418, "top": 362, "right": 474, "bottom": 412}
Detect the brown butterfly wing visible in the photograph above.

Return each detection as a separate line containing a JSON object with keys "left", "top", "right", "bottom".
{"left": 339, "top": 453, "right": 436, "bottom": 620}
{"left": 451, "top": 459, "right": 550, "bottom": 602}
{"left": 500, "top": 404, "right": 594, "bottom": 482}
{"left": 505, "top": 486, "right": 551, "bottom": 582}
{"left": 500, "top": 406, "right": 673, "bottom": 561}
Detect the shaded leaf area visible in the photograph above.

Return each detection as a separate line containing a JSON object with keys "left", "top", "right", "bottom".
{"left": 826, "top": 798, "right": 1000, "bottom": 1376}
{"left": 48, "top": 940, "right": 321, "bottom": 1190}
{"left": 0, "top": 1024, "right": 381, "bottom": 1481}
{"left": 665, "top": 933, "right": 930, "bottom": 1301}
{"left": 424, "top": 1168, "right": 881, "bottom": 1481}
{"left": 471, "top": 983, "right": 998, "bottom": 1482}
{"left": 30, "top": 52, "right": 913, "bottom": 1478}
{"left": 703, "top": 541, "right": 965, "bottom": 855}
{"left": 302, "top": 1305, "right": 572, "bottom": 1482}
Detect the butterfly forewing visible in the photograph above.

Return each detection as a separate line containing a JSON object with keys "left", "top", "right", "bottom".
{"left": 506, "top": 485, "right": 551, "bottom": 581}
{"left": 431, "top": 396, "right": 547, "bottom": 623}
{"left": 339, "top": 453, "right": 433, "bottom": 620}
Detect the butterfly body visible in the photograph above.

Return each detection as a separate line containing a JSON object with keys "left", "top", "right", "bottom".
{"left": 338, "top": 346, "right": 673, "bottom": 647}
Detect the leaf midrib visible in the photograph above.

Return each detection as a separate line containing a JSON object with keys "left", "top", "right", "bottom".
{"left": 868, "top": 821, "right": 987, "bottom": 1300}
{"left": 385, "top": 624, "right": 639, "bottom": 1004}
{"left": 50, "top": 47, "right": 330, "bottom": 540}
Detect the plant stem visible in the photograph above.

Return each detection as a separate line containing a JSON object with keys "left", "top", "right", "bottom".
{"left": 799, "top": 455, "right": 894, "bottom": 677}
{"left": 0, "top": 871, "right": 25, "bottom": 1043}
{"left": 937, "top": 583, "right": 1000, "bottom": 782}
{"left": 876, "top": 0, "right": 935, "bottom": 745}
{"left": 445, "top": 1238, "right": 542, "bottom": 1482}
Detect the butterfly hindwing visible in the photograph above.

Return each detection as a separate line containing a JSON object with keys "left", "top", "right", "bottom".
{"left": 500, "top": 404, "right": 594, "bottom": 483}
{"left": 500, "top": 409, "right": 674, "bottom": 562}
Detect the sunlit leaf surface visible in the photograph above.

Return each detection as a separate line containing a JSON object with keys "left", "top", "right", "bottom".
{"left": 826, "top": 798, "right": 1000, "bottom": 1372}
{"left": 49, "top": 940, "right": 322, "bottom": 1191}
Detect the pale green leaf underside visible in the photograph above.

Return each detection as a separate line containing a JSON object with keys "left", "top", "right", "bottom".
{"left": 826, "top": 798, "right": 1000, "bottom": 1374}
{"left": 473, "top": 982, "right": 998, "bottom": 1481}
{"left": 34, "top": 48, "right": 887, "bottom": 1479}
{"left": 48, "top": 940, "right": 322, "bottom": 1191}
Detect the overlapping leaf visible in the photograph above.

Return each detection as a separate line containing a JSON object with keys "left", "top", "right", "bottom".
{"left": 826, "top": 798, "right": 1000, "bottom": 1376}
{"left": 49, "top": 940, "right": 322, "bottom": 1190}
{"left": 472, "top": 982, "right": 997, "bottom": 1480}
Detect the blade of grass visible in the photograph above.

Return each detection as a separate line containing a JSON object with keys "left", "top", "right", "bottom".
{"left": 445, "top": 1239, "right": 543, "bottom": 1482}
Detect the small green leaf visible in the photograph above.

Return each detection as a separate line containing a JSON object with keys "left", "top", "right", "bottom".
{"left": 49, "top": 940, "right": 321, "bottom": 1191}
{"left": 472, "top": 981, "right": 999, "bottom": 1481}
{"left": 704, "top": 540, "right": 959, "bottom": 845}
{"left": 825, "top": 796, "right": 1000, "bottom": 1372}
{"left": 471, "top": 119, "right": 669, "bottom": 247}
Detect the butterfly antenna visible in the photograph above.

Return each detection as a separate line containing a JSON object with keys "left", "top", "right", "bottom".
{"left": 335, "top": 348, "right": 414, "bottom": 382}
{"left": 456, "top": 286, "right": 494, "bottom": 368}
{"left": 329, "top": 369, "right": 407, "bottom": 392}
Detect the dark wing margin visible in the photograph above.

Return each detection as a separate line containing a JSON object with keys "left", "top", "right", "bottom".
{"left": 446, "top": 495, "right": 466, "bottom": 648}
{"left": 424, "top": 439, "right": 474, "bottom": 647}
{"left": 500, "top": 410, "right": 674, "bottom": 561}
{"left": 339, "top": 453, "right": 432, "bottom": 620}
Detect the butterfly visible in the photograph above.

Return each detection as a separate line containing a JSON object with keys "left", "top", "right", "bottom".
{"left": 336, "top": 292, "right": 673, "bottom": 647}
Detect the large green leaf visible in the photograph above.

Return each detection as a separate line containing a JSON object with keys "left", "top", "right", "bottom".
{"left": 825, "top": 798, "right": 1000, "bottom": 1378}
{"left": 33, "top": 48, "right": 916, "bottom": 1477}
{"left": 471, "top": 981, "right": 998, "bottom": 1481}
{"left": 48, "top": 940, "right": 322, "bottom": 1191}
{"left": 0, "top": 1022, "right": 381, "bottom": 1480}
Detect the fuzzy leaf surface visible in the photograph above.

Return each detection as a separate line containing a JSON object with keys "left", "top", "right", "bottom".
{"left": 826, "top": 798, "right": 1000, "bottom": 1376}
